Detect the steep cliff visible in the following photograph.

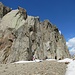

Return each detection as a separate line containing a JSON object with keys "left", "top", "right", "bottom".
{"left": 0, "top": 3, "right": 70, "bottom": 63}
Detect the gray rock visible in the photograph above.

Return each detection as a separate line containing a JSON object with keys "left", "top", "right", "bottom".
{"left": 0, "top": 2, "right": 11, "bottom": 18}
{"left": 0, "top": 3, "right": 71, "bottom": 63}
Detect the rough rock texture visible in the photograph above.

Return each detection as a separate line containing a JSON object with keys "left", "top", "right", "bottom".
{"left": 0, "top": 3, "right": 70, "bottom": 63}
{"left": 0, "top": 2, "right": 11, "bottom": 19}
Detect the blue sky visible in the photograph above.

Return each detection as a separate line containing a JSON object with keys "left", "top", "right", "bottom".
{"left": 0, "top": 0, "right": 75, "bottom": 54}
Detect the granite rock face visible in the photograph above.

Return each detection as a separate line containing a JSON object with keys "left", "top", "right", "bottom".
{"left": 0, "top": 2, "right": 11, "bottom": 19}
{"left": 0, "top": 3, "right": 70, "bottom": 63}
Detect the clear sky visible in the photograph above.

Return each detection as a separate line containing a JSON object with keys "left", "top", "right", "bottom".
{"left": 0, "top": 0, "right": 75, "bottom": 55}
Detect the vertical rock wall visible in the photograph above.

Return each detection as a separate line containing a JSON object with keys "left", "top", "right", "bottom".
{"left": 0, "top": 3, "right": 70, "bottom": 63}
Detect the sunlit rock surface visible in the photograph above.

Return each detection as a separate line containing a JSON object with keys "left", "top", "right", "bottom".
{"left": 0, "top": 2, "right": 70, "bottom": 63}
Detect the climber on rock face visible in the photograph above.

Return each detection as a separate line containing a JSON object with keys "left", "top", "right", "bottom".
{"left": 32, "top": 56, "right": 35, "bottom": 61}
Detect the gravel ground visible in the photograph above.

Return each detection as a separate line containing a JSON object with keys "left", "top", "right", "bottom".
{"left": 0, "top": 61, "right": 67, "bottom": 75}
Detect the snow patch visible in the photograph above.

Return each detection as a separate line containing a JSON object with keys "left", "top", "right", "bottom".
{"left": 14, "top": 61, "right": 35, "bottom": 63}
{"left": 46, "top": 59, "right": 56, "bottom": 61}
{"left": 34, "top": 59, "right": 43, "bottom": 62}
{"left": 58, "top": 58, "right": 73, "bottom": 62}
{"left": 14, "top": 59, "right": 43, "bottom": 64}
{"left": 65, "top": 60, "right": 75, "bottom": 75}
